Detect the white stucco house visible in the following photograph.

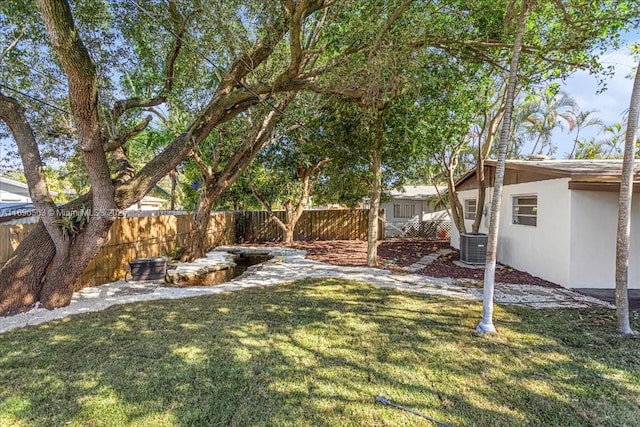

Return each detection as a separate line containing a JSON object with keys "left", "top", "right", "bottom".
{"left": 380, "top": 185, "right": 449, "bottom": 237}
{"left": 124, "top": 195, "right": 168, "bottom": 211}
{"left": 452, "top": 159, "right": 640, "bottom": 290}
{"left": 0, "top": 176, "right": 36, "bottom": 203}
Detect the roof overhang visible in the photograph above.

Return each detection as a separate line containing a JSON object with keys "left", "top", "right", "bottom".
{"left": 455, "top": 160, "right": 640, "bottom": 192}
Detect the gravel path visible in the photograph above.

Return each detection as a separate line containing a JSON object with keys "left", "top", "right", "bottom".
{"left": 0, "top": 246, "right": 612, "bottom": 333}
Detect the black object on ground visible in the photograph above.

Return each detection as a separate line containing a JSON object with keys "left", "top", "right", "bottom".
{"left": 128, "top": 257, "right": 168, "bottom": 281}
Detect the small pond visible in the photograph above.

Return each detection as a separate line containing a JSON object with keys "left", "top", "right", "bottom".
{"left": 169, "top": 252, "right": 273, "bottom": 287}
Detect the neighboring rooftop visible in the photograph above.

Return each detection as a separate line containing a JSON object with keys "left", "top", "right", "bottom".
{"left": 389, "top": 185, "right": 445, "bottom": 200}
{"left": 0, "top": 176, "right": 58, "bottom": 199}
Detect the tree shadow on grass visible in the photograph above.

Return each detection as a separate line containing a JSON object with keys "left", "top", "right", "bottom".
{"left": 0, "top": 278, "right": 639, "bottom": 426}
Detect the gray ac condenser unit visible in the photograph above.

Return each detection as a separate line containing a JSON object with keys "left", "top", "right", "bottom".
{"left": 460, "top": 233, "right": 487, "bottom": 265}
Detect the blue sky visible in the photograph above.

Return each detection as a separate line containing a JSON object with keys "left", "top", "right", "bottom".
{"left": 549, "top": 31, "right": 640, "bottom": 158}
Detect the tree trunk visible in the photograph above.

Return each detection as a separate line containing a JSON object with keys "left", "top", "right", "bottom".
{"left": 169, "top": 168, "right": 177, "bottom": 210}
{"left": 473, "top": 104, "right": 503, "bottom": 233}
{"left": 0, "top": 222, "right": 54, "bottom": 315}
{"left": 471, "top": 157, "right": 486, "bottom": 233}
{"left": 367, "top": 112, "right": 384, "bottom": 267}
{"left": 282, "top": 200, "right": 301, "bottom": 246}
{"left": 283, "top": 226, "right": 295, "bottom": 245}
{"left": 183, "top": 95, "right": 297, "bottom": 259}
{"left": 614, "top": 58, "right": 640, "bottom": 336}
{"left": 252, "top": 157, "right": 328, "bottom": 247}
{"left": 444, "top": 145, "right": 467, "bottom": 235}
{"left": 477, "top": 2, "right": 529, "bottom": 335}
{"left": 181, "top": 182, "right": 220, "bottom": 262}
{"left": 40, "top": 215, "right": 113, "bottom": 307}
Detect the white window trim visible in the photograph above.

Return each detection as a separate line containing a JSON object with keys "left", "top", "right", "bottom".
{"left": 393, "top": 203, "right": 415, "bottom": 219}
{"left": 512, "top": 194, "right": 537, "bottom": 227}
{"left": 464, "top": 199, "right": 477, "bottom": 221}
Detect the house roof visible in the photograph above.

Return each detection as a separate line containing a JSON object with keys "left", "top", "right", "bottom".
{"left": 0, "top": 176, "right": 29, "bottom": 189}
{"left": 488, "top": 159, "right": 640, "bottom": 177}
{"left": 0, "top": 176, "right": 58, "bottom": 198}
{"left": 138, "top": 195, "right": 167, "bottom": 204}
{"left": 389, "top": 185, "right": 445, "bottom": 200}
{"left": 456, "top": 159, "right": 640, "bottom": 192}
{"left": 0, "top": 202, "right": 36, "bottom": 224}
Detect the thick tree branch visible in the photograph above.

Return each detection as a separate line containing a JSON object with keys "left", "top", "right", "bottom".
{"left": 104, "top": 115, "right": 152, "bottom": 152}
{"left": 37, "top": 0, "right": 115, "bottom": 213}
{"left": 112, "top": 146, "right": 136, "bottom": 185}
{"left": 0, "top": 92, "right": 60, "bottom": 239}
{"left": 371, "top": 0, "right": 414, "bottom": 54}
{"left": 111, "top": 0, "right": 187, "bottom": 121}
{"left": 191, "top": 150, "right": 214, "bottom": 181}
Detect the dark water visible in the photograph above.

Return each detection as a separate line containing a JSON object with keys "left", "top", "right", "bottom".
{"left": 174, "top": 253, "right": 273, "bottom": 287}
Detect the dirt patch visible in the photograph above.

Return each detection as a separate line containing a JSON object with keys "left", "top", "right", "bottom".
{"left": 238, "top": 239, "right": 561, "bottom": 288}
{"left": 238, "top": 240, "right": 370, "bottom": 266}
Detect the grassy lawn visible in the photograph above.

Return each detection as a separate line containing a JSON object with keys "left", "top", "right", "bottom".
{"left": 1, "top": 279, "right": 639, "bottom": 426}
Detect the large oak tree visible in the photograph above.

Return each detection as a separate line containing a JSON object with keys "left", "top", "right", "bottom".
{"left": 0, "top": 0, "right": 336, "bottom": 313}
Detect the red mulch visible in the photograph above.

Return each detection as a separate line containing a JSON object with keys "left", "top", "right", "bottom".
{"left": 239, "top": 238, "right": 561, "bottom": 287}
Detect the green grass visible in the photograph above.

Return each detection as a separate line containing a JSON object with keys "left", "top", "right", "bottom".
{"left": 1, "top": 278, "right": 639, "bottom": 426}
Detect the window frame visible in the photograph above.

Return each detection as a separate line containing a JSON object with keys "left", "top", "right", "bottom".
{"left": 512, "top": 195, "right": 537, "bottom": 227}
{"left": 393, "top": 203, "right": 416, "bottom": 219}
{"left": 464, "top": 199, "right": 477, "bottom": 221}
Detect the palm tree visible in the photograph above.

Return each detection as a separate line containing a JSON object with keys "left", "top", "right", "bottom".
{"left": 574, "top": 137, "right": 604, "bottom": 159}
{"left": 477, "top": 0, "right": 530, "bottom": 335}
{"left": 600, "top": 122, "right": 626, "bottom": 158}
{"left": 567, "top": 108, "right": 603, "bottom": 159}
{"left": 614, "top": 59, "right": 640, "bottom": 336}
{"left": 521, "top": 89, "right": 576, "bottom": 156}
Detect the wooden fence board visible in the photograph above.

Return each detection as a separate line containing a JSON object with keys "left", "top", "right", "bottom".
{"left": 238, "top": 209, "right": 379, "bottom": 242}
{"left": 1, "top": 209, "right": 379, "bottom": 288}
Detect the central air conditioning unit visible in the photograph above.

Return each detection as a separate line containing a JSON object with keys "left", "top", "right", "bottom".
{"left": 460, "top": 233, "right": 488, "bottom": 265}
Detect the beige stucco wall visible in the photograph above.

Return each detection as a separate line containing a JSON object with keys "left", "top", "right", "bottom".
{"left": 569, "top": 190, "right": 640, "bottom": 289}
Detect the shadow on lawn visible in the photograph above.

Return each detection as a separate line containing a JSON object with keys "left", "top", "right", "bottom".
{"left": 0, "top": 279, "right": 639, "bottom": 426}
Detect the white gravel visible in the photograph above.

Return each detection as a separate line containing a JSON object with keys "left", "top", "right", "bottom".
{"left": 0, "top": 246, "right": 612, "bottom": 334}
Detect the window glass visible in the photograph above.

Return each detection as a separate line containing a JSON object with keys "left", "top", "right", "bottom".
{"left": 464, "top": 199, "right": 476, "bottom": 220}
{"left": 513, "top": 195, "right": 537, "bottom": 226}
{"left": 394, "top": 203, "right": 415, "bottom": 218}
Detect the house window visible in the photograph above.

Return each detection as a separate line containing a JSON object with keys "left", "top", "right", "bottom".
{"left": 393, "top": 203, "right": 415, "bottom": 218}
{"left": 513, "top": 195, "right": 537, "bottom": 226}
{"left": 464, "top": 199, "right": 477, "bottom": 220}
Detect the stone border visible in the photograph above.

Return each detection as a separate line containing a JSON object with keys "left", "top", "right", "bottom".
{"left": 0, "top": 245, "right": 614, "bottom": 334}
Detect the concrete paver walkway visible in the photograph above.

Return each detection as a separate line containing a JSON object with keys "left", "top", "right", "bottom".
{"left": 0, "top": 246, "right": 612, "bottom": 333}
{"left": 402, "top": 248, "right": 454, "bottom": 272}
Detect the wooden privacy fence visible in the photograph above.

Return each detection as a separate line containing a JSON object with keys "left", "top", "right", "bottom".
{"left": 238, "top": 209, "right": 382, "bottom": 242}
{"left": 0, "top": 213, "right": 235, "bottom": 288}
{"left": 0, "top": 222, "right": 38, "bottom": 266}
{"left": 80, "top": 212, "right": 235, "bottom": 287}
{"left": 0, "top": 209, "right": 379, "bottom": 289}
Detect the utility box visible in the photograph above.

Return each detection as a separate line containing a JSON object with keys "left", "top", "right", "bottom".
{"left": 460, "top": 233, "right": 488, "bottom": 265}
{"left": 128, "top": 257, "right": 168, "bottom": 281}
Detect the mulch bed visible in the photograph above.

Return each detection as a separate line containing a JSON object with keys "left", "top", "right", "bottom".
{"left": 238, "top": 238, "right": 561, "bottom": 288}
